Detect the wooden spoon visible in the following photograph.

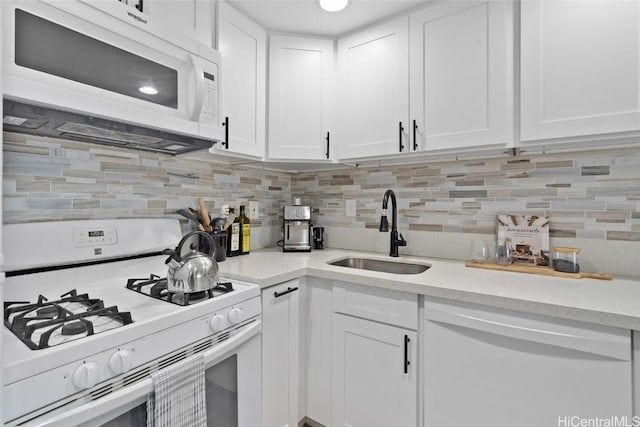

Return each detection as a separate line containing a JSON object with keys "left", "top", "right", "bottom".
{"left": 197, "top": 197, "right": 211, "bottom": 231}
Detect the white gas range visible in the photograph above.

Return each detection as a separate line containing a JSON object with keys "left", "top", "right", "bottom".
{"left": 2, "top": 219, "right": 262, "bottom": 427}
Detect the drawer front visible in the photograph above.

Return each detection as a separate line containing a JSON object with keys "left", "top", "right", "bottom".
{"left": 332, "top": 281, "right": 418, "bottom": 330}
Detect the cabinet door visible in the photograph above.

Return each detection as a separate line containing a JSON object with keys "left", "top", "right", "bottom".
{"left": 409, "top": 1, "right": 513, "bottom": 151}
{"left": 142, "top": 0, "right": 214, "bottom": 47}
{"left": 262, "top": 280, "right": 300, "bottom": 427}
{"left": 303, "top": 277, "right": 333, "bottom": 427}
{"left": 337, "top": 17, "right": 409, "bottom": 160}
{"left": 268, "top": 35, "right": 334, "bottom": 161}
{"left": 521, "top": 0, "right": 640, "bottom": 141}
{"left": 332, "top": 313, "right": 417, "bottom": 427}
{"left": 215, "top": 3, "right": 266, "bottom": 159}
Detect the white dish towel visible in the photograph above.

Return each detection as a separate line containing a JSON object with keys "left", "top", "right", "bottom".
{"left": 147, "top": 353, "right": 207, "bottom": 427}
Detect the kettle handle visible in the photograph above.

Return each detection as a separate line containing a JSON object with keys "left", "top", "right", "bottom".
{"left": 165, "top": 231, "right": 216, "bottom": 264}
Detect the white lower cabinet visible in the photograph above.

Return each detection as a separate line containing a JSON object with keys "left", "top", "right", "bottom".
{"left": 332, "top": 314, "right": 417, "bottom": 427}
{"left": 262, "top": 280, "right": 301, "bottom": 427}
{"left": 634, "top": 331, "right": 640, "bottom": 418}
{"left": 423, "top": 297, "right": 633, "bottom": 427}
{"left": 332, "top": 282, "right": 418, "bottom": 427}
{"left": 302, "top": 277, "right": 333, "bottom": 427}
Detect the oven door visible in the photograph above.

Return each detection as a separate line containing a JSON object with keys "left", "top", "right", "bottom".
{"left": 1, "top": 0, "right": 222, "bottom": 141}
{"left": 18, "top": 321, "right": 262, "bottom": 427}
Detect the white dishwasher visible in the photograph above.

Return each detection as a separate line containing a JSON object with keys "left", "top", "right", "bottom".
{"left": 423, "top": 297, "right": 633, "bottom": 427}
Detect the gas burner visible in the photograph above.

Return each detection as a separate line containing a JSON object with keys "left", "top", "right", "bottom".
{"left": 4, "top": 289, "right": 133, "bottom": 350}
{"left": 126, "top": 275, "right": 235, "bottom": 306}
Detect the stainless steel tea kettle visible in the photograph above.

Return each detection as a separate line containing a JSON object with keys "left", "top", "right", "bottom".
{"left": 163, "top": 231, "right": 219, "bottom": 293}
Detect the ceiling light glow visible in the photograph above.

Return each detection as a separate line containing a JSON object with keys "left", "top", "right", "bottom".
{"left": 139, "top": 86, "right": 158, "bottom": 95}
{"left": 319, "top": 0, "right": 348, "bottom": 12}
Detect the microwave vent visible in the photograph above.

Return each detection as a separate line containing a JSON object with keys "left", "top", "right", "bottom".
{"left": 3, "top": 99, "right": 213, "bottom": 155}
{"left": 56, "top": 122, "right": 165, "bottom": 146}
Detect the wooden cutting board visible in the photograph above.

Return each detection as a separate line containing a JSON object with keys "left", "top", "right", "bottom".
{"left": 465, "top": 261, "right": 612, "bottom": 280}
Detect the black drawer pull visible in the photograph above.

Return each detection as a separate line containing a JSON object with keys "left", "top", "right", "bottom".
{"left": 413, "top": 119, "right": 418, "bottom": 151}
{"left": 399, "top": 121, "right": 404, "bottom": 152}
{"left": 274, "top": 286, "right": 299, "bottom": 298}
{"left": 403, "top": 335, "right": 410, "bottom": 374}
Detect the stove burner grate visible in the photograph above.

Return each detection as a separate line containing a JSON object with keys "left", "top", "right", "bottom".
{"left": 4, "top": 289, "right": 133, "bottom": 350}
{"left": 126, "top": 274, "right": 235, "bottom": 306}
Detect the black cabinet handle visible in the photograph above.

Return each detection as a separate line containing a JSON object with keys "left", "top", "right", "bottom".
{"left": 399, "top": 122, "right": 404, "bottom": 152}
{"left": 403, "top": 335, "right": 410, "bottom": 374}
{"left": 286, "top": 224, "right": 290, "bottom": 240}
{"left": 325, "top": 132, "right": 330, "bottom": 159}
{"left": 136, "top": 0, "right": 144, "bottom": 12}
{"left": 274, "top": 286, "right": 299, "bottom": 298}
{"left": 222, "top": 116, "right": 229, "bottom": 149}
{"left": 413, "top": 120, "right": 418, "bottom": 151}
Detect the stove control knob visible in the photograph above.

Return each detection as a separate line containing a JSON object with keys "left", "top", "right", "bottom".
{"left": 228, "top": 307, "right": 243, "bottom": 324}
{"left": 109, "top": 349, "right": 133, "bottom": 375}
{"left": 72, "top": 362, "right": 99, "bottom": 390}
{"left": 209, "top": 314, "right": 226, "bottom": 332}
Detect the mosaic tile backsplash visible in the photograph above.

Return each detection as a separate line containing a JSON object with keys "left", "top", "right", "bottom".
{"left": 3, "top": 132, "right": 640, "bottom": 249}
{"left": 293, "top": 146, "right": 640, "bottom": 243}
{"left": 2, "top": 133, "right": 290, "bottom": 234}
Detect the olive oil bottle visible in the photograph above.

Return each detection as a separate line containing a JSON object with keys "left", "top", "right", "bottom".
{"left": 227, "top": 206, "right": 241, "bottom": 257}
{"left": 239, "top": 205, "right": 251, "bottom": 255}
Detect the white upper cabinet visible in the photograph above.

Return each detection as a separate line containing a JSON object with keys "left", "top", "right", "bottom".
{"left": 409, "top": 1, "right": 513, "bottom": 151}
{"left": 337, "top": 17, "right": 409, "bottom": 160}
{"left": 268, "top": 35, "right": 335, "bottom": 161}
{"left": 142, "top": 0, "right": 214, "bottom": 47}
{"left": 521, "top": 0, "right": 640, "bottom": 141}
{"left": 214, "top": 2, "right": 266, "bottom": 159}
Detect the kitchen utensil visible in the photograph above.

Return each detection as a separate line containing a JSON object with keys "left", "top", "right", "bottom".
{"left": 176, "top": 208, "right": 199, "bottom": 223}
{"left": 197, "top": 197, "right": 212, "bottom": 231}
{"left": 212, "top": 217, "right": 227, "bottom": 231}
{"left": 163, "top": 231, "right": 219, "bottom": 293}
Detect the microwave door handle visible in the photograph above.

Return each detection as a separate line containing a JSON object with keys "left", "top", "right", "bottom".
{"left": 189, "top": 54, "right": 205, "bottom": 121}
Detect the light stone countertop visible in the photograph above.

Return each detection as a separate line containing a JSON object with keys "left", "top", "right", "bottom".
{"left": 218, "top": 247, "right": 640, "bottom": 330}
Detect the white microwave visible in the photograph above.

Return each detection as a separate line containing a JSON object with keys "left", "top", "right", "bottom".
{"left": 2, "top": 0, "right": 223, "bottom": 153}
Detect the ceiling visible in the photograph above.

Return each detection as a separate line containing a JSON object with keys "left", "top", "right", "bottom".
{"left": 226, "top": 0, "right": 430, "bottom": 37}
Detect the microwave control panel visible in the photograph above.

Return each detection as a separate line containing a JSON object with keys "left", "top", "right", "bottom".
{"left": 200, "top": 71, "right": 218, "bottom": 125}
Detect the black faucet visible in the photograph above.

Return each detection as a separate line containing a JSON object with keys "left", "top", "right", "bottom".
{"left": 379, "top": 189, "right": 407, "bottom": 257}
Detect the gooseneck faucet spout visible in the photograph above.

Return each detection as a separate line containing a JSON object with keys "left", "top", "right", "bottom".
{"left": 379, "top": 189, "right": 407, "bottom": 257}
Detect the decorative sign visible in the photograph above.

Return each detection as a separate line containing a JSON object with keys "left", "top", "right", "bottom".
{"left": 497, "top": 215, "right": 550, "bottom": 265}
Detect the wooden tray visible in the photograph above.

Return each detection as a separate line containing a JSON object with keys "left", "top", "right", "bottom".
{"left": 465, "top": 261, "right": 612, "bottom": 280}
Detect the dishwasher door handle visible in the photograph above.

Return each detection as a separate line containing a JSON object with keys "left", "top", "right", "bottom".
{"left": 425, "top": 304, "right": 630, "bottom": 361}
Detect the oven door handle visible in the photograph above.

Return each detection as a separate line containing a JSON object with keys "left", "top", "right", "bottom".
{"left": 27, "top": 320, "right": 262, "bottom": 427}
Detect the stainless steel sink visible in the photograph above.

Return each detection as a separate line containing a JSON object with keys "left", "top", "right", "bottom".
{"left": 328, "top": 257, "right": 430, "bottom": 274}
